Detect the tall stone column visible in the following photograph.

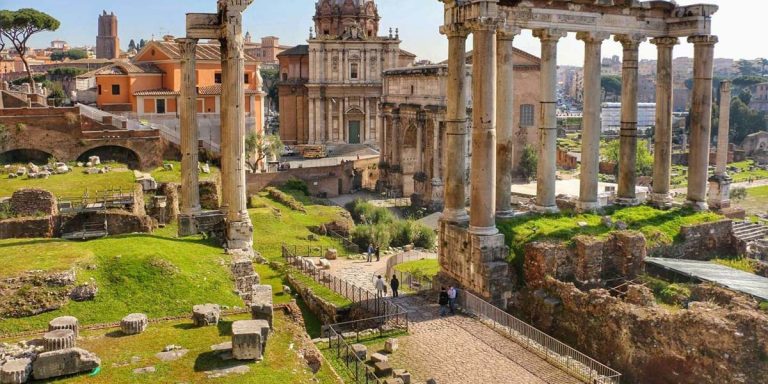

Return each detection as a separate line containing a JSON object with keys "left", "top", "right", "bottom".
{"left": 220, "top": 0, "right": 254, "bottom": 252}
{"left": 687, "top": 35, "right": 718, "bottom": 211}
{"left": 468, "top": 19, "right": 498, "bottom": 235}
{"left": 431, "top": 117, "right": 444, "bottom": 210}
{"left": 177, "top": 38, "right": 201, "bottom": 236}
{"left": 576, "top": 32, "right": 609, "bottom": 212}
{"left": 495, "top": 27, "right": 520, "bottom": 218}
{"left": 416, "top": 113, "right": 424, "bottom": 172}
{"left": 650, "top": 37, "right": 679, "bottom": 208}
{"left": 615, "top": 34, "right": 645, "bottom": 206}
{"left": 708, "top": 80, "right": 732, "bottom": 209}
{"left": 440, "top": 25, "right": 470, "bottom": 223}
{"left": 533, "top": 29, "right": 565, "bottom": 213}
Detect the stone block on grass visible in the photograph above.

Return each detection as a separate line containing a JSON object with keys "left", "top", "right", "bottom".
{"left": 393, "top": 369, "right": 411, "bottom": 384}
{"left": 373, "top": 361, "right": 392, "bottom": 377}
{"left": 120, "top": 313, "right": 148, "bottom": 335}
{"left": 1, "top": 358, "right": 32, "bottom": 384}
{"left": 370, "top": 352, "right": 388, "bottom": 363}
{"left": 231, "top": 320, "right": 269, "bottom": 360}
{"left": 384, "top": 338, "right": 398, "bottom": 353}
{"left": 31, "top": 348, "right": 100, "bottom": 380}
{"left": 250, "top": 285, "right": 273, "bottom": 328}
{"left": 347, "top": 344, "right": 367, "bottom": 361}
{"left": 48, "top": 316, "right": 79, "bottom": 337}
{"left": 192, "top": 304, "right": 221, "bottom": 326}
{"left": 43, "top": 329, "right": 76, "bottom": 352}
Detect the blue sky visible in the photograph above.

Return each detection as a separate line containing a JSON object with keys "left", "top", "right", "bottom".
{"left": 0, "top": 0, "right": 763, "bottom": 66}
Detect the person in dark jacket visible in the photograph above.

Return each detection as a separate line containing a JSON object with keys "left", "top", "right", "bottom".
{"left": 390, "top": 275, "right": 400, "bottom": 298}
{"left": 438, "top": 287, "right": 449, "bottom": 316}
{"left": 375, "top": 246, "right": 381, "bottom": 262}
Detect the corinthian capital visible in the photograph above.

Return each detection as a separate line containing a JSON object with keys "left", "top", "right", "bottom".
{"left": 576, "top": 32, "right": 610, "bottom": 44}
{"left": 466, "top": 17, "right": 501, "bottom": 33}
{"left": 687, "top": 35, "right": 718, "bottom": 46}
{"left": 650, "top": 36, "right": 680, "bottom": 47}
{"left": 439, "top": 23, "right": 470, "bottom": 38}
{"left": 615, "top": 34, "right": 646, "bottom": 50}
{"left": 176, "top": 38, "right": 198, "bottom": 60}
{"left": 533, "top": 29, "right": 566, "bottom": 42}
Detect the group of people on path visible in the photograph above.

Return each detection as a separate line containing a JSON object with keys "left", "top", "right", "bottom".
{"left": 367, "top": 244, "right": 380, "bottom": 263}
{"left": 375, "top": 274, "right": 400, "bottom": 298}
{"left": 438, "top": 286, "right": 458, "bottom": 316}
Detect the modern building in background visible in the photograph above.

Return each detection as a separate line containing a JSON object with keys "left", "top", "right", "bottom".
{"left": 96, "top": 11, "right": 120, "bottom": 60}
{"left": 244, "top": 34, "right": 292, "bottom": 65}
{"left": 601, "top": 102, "right": 656, "bottom": 134}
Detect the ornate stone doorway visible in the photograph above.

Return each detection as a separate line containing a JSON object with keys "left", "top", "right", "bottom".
{"left": 348, "top": 120, "right": 361, "bottom": 144}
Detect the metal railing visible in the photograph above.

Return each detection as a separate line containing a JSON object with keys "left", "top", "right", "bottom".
{"left": 326, "top": 228, "right": 360, "bottom": 253}
{"left": 379, "top": 249, "right": 437, "bottom": 293}
{"left": 326, "top": 325, "right": 383, "bottom": 384}
{"left": 282, "top": 244, "right": 405, "bottom": 318}
{"left": 458, "top": 290, "right": 622, "bottom": 384}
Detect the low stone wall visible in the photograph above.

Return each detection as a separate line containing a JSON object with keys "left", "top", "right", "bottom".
{"left": 0, "top": 216, "right": 56, "bottom": 239}
{"left": 199, "top": 180, "right": 221, "bottom": 210}
{"left": 59, "top": 211, "right": 154, "bottom": 236}
{"left": 9, "top": 189, "right": 58, "bottom": 216}
{"left": 286, "top": 273, "right": 347, "bottom": 325}
{"left": 648, "top": 220, "right": 734, "bottom": 260}
{"left": 520, "top": 277, "right": 768, "bottom": 384}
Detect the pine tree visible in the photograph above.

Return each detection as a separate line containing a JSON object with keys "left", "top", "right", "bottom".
{"left": 128, "top": 39, "right": 136, "bottom": 51}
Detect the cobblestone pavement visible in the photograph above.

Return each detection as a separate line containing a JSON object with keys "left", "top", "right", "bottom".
{"left": 387, "top": 295, "right": 581, "bottom": 384}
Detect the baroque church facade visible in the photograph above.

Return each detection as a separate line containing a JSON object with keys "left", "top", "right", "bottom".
{"left": 278, "top": 0, "right": 415, "bottom": 145}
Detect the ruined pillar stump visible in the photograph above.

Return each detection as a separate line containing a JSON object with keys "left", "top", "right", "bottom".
{"left": 192, "top": 304, "right": 221, "bottom": 327}
{"left": 43, "top": 329, "right": 76, "bottom": 352}
{"left": 232, "top": 320, "right": 270, "bottom": 360}
{"left": 120, "top": 313, "right": 148, "bottom": 335}
{"left": 250, "top": 285, "right": 274, "bottom": 328}
{"left": 0, "top": 358, "right": 32, "bottom": 384}
{"left": 48, "top": 316, "right": 79, "bottom": 338}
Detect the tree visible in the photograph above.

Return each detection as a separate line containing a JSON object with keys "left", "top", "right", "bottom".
{"left": 128, "top": 39, "right": 136, "bottom": 52}
{"left": 138, "top": 39, "right": 147, "bottom": 49}
{"left": 245, "top": 132, "right": 283, "bottom": 172}
{"left": 0, "top": 9, "right": 60, "bottom": 89}
{"left": 260, "top": 67, "right": 279, "bottom": 110}
{"left": 736, "top": 59, "right": 759, "bottom": 77}
{"left": 729, "top": 97, "right": 768, "bottom": 144}
{"left": 738, "top": 89, "right": 753, "bottom": 106}
{"left": 602, "top": 139, "right": 653, "bottom": 177}
{"left": 600, "top": 75, "right": 622, "bottom": 99}
{"left": 50, "top": 49, "right": 87, "bottom": 61}
{"left": 519, "top": 144, "right": 537, "bottom": 181}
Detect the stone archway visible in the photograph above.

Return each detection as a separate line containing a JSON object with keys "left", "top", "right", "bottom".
{"left": 0, "top": 148, "right": 54, "bottom": 164}
{"left": 78, "top": 145, "right": 141, "bottom": 170}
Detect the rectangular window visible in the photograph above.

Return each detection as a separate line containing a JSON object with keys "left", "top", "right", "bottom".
{"left": 111, "top": 84, "right": 120, "bottom": 95}
{"left": 98, "top": 85, "right": 102, "bottom": 95}
{"left": 351, "top": 63, "right": 359, "bottom": 79}
{"left": 156, "top": 99, "right": 166, "bottom": 114}
{"left": 520, "top": 104, "right": 535, "bottom": 127}
{"left": 244, "top": 73, "right": 250, "bottom": 84}
{"left": 214, "top": 72, "right": 222, "bottom": 84}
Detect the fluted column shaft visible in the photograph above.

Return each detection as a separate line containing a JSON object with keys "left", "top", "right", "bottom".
{"left": 577, "top": 32, "right": 609, "bottom": 212}
{"left": 716, "top": 81, "right": 731, "bottom": 176}
{"left": 616, "top": 34, "right": 645, "bottom": 205}
{"left": 533, "top": 29, "right": 565, "bottom": 213}
{"left": 687, "top": 35, "right": 718, "bottom": 210}
{"left": 177, "top": 38, "right": 201, "bottom": 216}
{"left": 651, "top": 37, "right": 679, "bottom": 206}
{"left": 495, "top": 29, "right": 519, "bottom": 218}
{"left": 441, "top": 26, "right": 470, "bottom": 223}
{"left": 469, "top": 21, "right": 499, "bottom": 235}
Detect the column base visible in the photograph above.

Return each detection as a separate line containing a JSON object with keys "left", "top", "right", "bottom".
{"left": 575, "top": 201, "right": 600, "bottom": 213}
{"left": 469, "top": 225, "right": 499, "bottom": 236}
{"left": 707, "top": 174, "right": 732, "bottom": 210}
{"left": 178, "top": 212, "right": 201, "bottom": 237}
{"left": 615, "top": 197, "right": 641, "bottom": 207}
{"left": 495, "top": 210, "right": 516, "bottom": 219}
{"left": 226, "top": 219, "right": 254, "bottom": 253}
{"left": 442, "top": 208, "right": 469, "bottom": 224}
{"left": 685, "top": 199, "right": 709, "bottom": 212}
{"left": 532, "top": 205, "right": 560, "bottom": 214}
{"left": 650, "top": 193, "right": 674, "bottom": 209}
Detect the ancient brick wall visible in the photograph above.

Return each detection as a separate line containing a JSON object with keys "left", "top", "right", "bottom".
{"left": 9, "top": 189, "right": 58, "bottom": 217}
{"left": 199, "top": 180, "right": 221, "bottom": 210}
{"left": 521, "top": 278, "right": 768, "bottom": 384}
{"left": 649, "top": 220, "right": 734, "bottom": 260}
{"left": 245, "top": 159, "right": 370, "bottom": 198}
{"left": 438, "top": 221, "right": 513, "bottom": 305}
{"left": 0, "top": 216, "right": 55, "bottom": 239}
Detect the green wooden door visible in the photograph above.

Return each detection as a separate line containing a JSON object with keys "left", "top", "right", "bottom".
{"left": 348, "top": 121, "right": 361, "bottom": 144}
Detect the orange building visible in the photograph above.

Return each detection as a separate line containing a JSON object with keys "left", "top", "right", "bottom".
{"left": 95, "top": 38, "right": 264, "bottom": 125}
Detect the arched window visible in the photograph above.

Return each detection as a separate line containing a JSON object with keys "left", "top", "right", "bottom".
{"left": 350, "top": 63, "right": 359, "bottom": 79}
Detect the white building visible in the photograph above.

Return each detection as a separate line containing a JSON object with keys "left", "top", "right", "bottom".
{"left": 601, "top": 102, "right": 656, "bottom": 134}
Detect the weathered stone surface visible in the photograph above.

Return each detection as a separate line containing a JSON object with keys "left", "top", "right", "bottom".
{"left": 393, "top": 369, "right": 411, "bottom": 384}
{"left": 235, "top": 275, "right": 260, "bottom": 293}
{"left": 249, "top": 285, "right": 273, "bottom": 328}
{"left": 324, "top": 248, "right": 338, "bottom": 260}
{"left": 0, "top": 358, "right": 32, "bottom": 384}
{"left": 231, "top": 320, "right": 269, "bottom": 360}
{"left": 132, "top": 366, "right": 155, "bottom": 374}
{"left": 370, "top": 352, "right": 388, "bottom": 363}
{"left": 43, "top": 329, "right": 76, "bottom": 352}
{"left": 31, "top": 348, "right": 100, "bottom": 380}
{"left": 68, "top": 283, "right": 98, "bottom": 302}
{"left": 373, "top": 361, "right": 392, "bottom": 376}
{"left": 231, "top": 258, "right": 254, "bottom": 278}
{"left": 624, "top": 284, "right": 656, "bottom": 307}
{"left": 348, "top": 344, "right": 367, "bottom": 361}
{"left": 318, "top": 258, "right": 331, "bottom": 269}
{"left": 383, "top": 379, "right": 404, "bottom": 384}
{"left": 120, "top": 313, "right": 148, "bottom": 335}
{"left": 192, "top": 304, "right": 221, "bottom": 327}
{"left": 384, "top": 338, "right": 398, "bottom": 353}
{"left": 48, "top": 316, "right": 79, "bottom": 338}
{"left": 9, "top": 189, "right": 57, "bottom": 217}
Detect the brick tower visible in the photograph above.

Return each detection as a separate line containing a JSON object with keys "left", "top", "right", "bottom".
{"left": 96, "top": 11, "right": 120, "bottom": 59}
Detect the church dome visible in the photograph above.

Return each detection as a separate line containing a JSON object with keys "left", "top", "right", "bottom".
{"left": 314, "top": 0, "right": 380, "bottom": 39}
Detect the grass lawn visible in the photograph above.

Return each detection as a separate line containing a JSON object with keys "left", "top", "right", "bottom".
{"left": 498, "top": 205, "right": 723, "bottom": 262}
{"left": 735, "top": 184, "right": 768, "bottom": 217}
{"left": 394, "top": 259, "right": 439, "bottom": 279}
{"left": 0, "top": 163, "right": 135, "bottom": 198}
{"left": 0, "top": 312, "right": 340, "bottom": 384}
{"left": 249, "top": 192, "right": 351, "bottom": 261}
{"left": 288, "top": 272, "right": 353, "bottom": 308}
{"left": 317, "top": 331, "right": 407, "bottom": 384}
{"left": 149, "top": 160, "right": 220, "bottom": 184}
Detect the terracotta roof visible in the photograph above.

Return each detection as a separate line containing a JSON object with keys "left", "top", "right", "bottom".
{"left": 399, "top": 49, "right": 417, "bottom": 58}
{"left": 277, "top": 45, "right": 309, "bottom": 57}
{"left": 133, "top": 88, "right": 179, "bottom": 96}
{"left": 198, "top": 84, "right": 262, "bottom": 95}
{"left": 95, "top": 61, "right": 163, "bottom": 75}
{"left": 146, "top": 41, "right": 259, "bottom": 62}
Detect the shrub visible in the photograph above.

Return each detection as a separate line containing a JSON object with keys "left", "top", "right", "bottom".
{"left": 351, "top": 223, "right": 391, "bottom": 250}
{"left": 283, "top": 178, "right": 309, "bottom": 196}
{"left": 265, "top": 187, "right": 306, "bottom": 213}
{"left": 413, "top": 224, "right": 436, "bottom": 249}
{"left": 391, "top": 220, "right": 415, "bottom": 247}
{"left": 731, "top": 186, "right": 748, "bottom": 201}
{"left": 345, "top": 198, "right": 394, "bottom": 225}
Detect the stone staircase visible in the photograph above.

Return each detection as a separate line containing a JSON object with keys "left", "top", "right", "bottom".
{"left": 732, "top": 221, "right": 768, "bottom": 243}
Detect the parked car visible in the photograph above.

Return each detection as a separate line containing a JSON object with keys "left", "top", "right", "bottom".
{"left": 282, "top": 146, "right": 297, "bottom": 156}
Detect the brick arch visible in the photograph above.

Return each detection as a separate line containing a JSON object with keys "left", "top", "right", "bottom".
{"left": 0, "top": 148, "right": 55, "bottom": 164}
{"left": 77, "top": 145, "right": 142, "bottom": 170}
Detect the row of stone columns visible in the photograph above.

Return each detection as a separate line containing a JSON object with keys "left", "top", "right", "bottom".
{"left": 441, "top": 20, "right": 719, "bottom": 233}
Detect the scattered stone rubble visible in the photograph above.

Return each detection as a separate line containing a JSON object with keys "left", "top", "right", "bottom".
{"left": 192, "top": 304, "right": 221, "bottom": 327}
{"left": 120, "top": 313, "right": 148, "bottom": 335}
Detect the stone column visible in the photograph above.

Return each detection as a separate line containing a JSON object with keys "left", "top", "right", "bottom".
{"left": 576, "top": 32, "right": 609, "bottom": 212}
{"left": 708, "top": 80, "right": 732, "bottom": 209}
{"left": 687, "top": 35, "right": 718, "bottom": 211}
{"left": 533, "top": 29, "right": 566, "bottom": 213}
{"left": 615, "top": 34, "right": 645, "bottom": 206}
{"left": 416, "top": 113, "right": 424, "bottom": 172}
{"left": 431, "top": 117, "right": 444, "bottom": 210}
{"left": 468, "top": 19, "right": 498, "bottom": 235}
{"left": 650, "top": 37, "right": 679, "bottom": 208}
{"left": 177, "top": 38, "right": 201, "bottom": 236}
{"left": 495, "top": 28, "right": 520, "bottom": 218}
{"left": 220, "top": 0, "right": 254, "bottom": 252}
{"left": 440, "top": 25, "right": 470, "bottom": 223}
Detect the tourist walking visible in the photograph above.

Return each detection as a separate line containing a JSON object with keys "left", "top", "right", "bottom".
{"left": 438, "top": 287, "right": 450, "bottom": 316}
{"left": 447, "top": 286, "right": 457, "bottom": 314}
{"left": 390, "top": 275, "right": 400, "bottom": 298}
{"left": 375, "top": 245, "right": 381, "bottom": 262}
{"left": 375, "top": 275, "right": 387, "bottom": 297}
{"left": 367, "top": 244, "right": 374, "bottom": 262}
